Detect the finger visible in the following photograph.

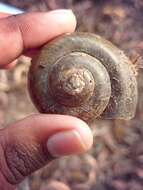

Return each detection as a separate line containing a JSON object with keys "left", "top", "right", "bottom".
{"left": 0, "top": 114, "right": 93, "bottom": 187}
{"left": 0, "top": 10, "right": 76, "bottom": 67}
{"left": 0, "top": 13, "right": 17, "bottom": 70}
{"left": 0, "top": 59, "right": 18, "bottom": 70}
{"left": 0, "top": 13, "right": 10, "bottom": 18}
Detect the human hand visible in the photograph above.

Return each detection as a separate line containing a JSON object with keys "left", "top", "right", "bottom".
{"left": 0, "top": 10, "right": 93, "bottom": 190}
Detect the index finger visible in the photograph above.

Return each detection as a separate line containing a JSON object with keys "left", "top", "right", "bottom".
{"left": 0, "top": 13, "right": 10, "bottom": 18}
{"left": 0, "top": 10, "right": 76, "bottom": 67}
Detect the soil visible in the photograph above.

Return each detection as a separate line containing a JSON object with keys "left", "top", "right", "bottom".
{"left": 0, "top": 1, "right": 143, "bottom": 190}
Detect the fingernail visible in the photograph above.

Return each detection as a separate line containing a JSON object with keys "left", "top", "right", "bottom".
{"left": 47, "top": 129, "right": 92, "bottom": 157}
{"left": 50, "top": 9, "right": 73, "bottom": 14}
{"left": 49, "top": 9, "right": 76, "bottom": 26}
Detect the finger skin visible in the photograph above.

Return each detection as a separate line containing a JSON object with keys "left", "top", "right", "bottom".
{"left": 0, "top": 60, "right": 18, "bottom": 70}
{"left": 0, "top": 114, "right": 93, "bottom": 189}
{"left": 0, "top": 13, "right": 10, "bottom": 18}
{"left": 0, "top": 13, "right": 17, "bottom": 190}
{"left": 0, "top": 10, "right": 76, "bottom": 67}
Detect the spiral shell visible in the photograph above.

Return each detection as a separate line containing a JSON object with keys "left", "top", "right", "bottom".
{"left": 28, "top": 33, "right": 138, "bottom": 123}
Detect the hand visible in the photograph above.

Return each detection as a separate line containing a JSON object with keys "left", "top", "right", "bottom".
{"left": 0, "top": 10, "right": 93, "bottom": 190}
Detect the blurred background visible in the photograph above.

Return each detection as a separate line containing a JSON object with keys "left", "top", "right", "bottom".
{"left": 0, "top": 1, "right": 143, "bottom": 190}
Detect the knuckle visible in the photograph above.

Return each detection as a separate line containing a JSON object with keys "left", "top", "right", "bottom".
{"left": 0, "top": 132, "right": 53, "bottom": 185}
{"left": 4, "top": 143, "right": 46, "bottom": 184}
{"left": 4, "top": 15, "right": 24, "bottom": 49}
{"left": 4, "top": 143, "right": 29, "bottom": 184}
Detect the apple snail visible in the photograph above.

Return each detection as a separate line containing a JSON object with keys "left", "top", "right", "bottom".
{"left": 28, "top": 33, "right": 138, "bottom": 123}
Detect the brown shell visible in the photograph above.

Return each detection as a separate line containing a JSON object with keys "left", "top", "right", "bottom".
{"left": 28, "top": 32, "right": 138, "bottom": 123}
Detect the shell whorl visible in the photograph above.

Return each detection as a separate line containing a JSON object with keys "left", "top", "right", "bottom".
{"left": 28, "top": 32, "right": 138, "bottom": 123}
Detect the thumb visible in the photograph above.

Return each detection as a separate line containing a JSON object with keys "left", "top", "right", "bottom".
{"left": 0, "top": 114, "right": 93, "bottom": 187}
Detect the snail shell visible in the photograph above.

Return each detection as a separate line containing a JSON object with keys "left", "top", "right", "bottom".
{"left": 28, "top": 33, "right": 138, "bottom": 123}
